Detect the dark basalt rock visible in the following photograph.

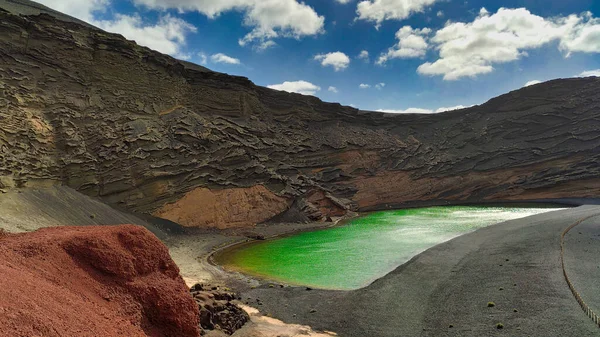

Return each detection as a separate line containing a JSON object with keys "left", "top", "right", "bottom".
{"left": 190, "top": 284, "right": 250, "bottom": 336}
{"left": 1, "top": 0, "right": 600, "bottom": 227}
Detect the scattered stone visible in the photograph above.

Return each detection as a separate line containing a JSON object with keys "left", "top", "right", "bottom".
{"left": 487, "top": 302, "right": 496, "bottom": 307}
{"left": 310, "top": 309, "right": 317, "bottom": 313}
{"left": 496, "top": 323, "right": 504, "bottom": 329}
{"left": 190, "top": 283, "right": 249, "bottom": 336}
{"left": 243, "top": 232, "right": 266, "bottom": 240}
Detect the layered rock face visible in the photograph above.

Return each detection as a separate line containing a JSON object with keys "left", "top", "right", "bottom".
{"left": 0, "top": 225, "right": 200, "bottom": 337}
{"left": 154, "top": 186, "right": 290, "bottom": 229}
{"left": 1, "top": 3, "right": 600, "bottom": 228}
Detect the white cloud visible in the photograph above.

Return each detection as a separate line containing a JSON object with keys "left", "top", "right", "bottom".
{"left": 255, "top": 40, "right": 277, "bottom": 51}
{"left": 35, "top": 0, "right": 108, "bottom": 22}
{"left": 558, "top": 12, "right": 600, "bottom": 56}
{"left": 335, "top": 0, "right": 352, "bottom": 4}
{"left": 211, "top": 53, "right": 241, "bottom": 65}
{"left": 357, "top": 0, "right": 439, "bottom": 27}
{"left": 377, "top": 108, "right": 434, "bottom": 114}
{"left": 377, "top": 104, "right": 472, "bottom": 114}
{"left": 437, "top": 11, "right": 444, "bottom": 18}
{"left": 418, "top": 8, "right": 600, "bottom": 80}
{"left": 360, "top": 82, "right": 385, "bottom": 89}
{"left": 314, "top": 52, "right": 351, "bottom": 71}
{"left": 358, "top": 50, "right": 370, "bottom": 62}
{"left": 524, "top": 80, "right": 542, "bottom": 87}
{"left": 328, "top": 86, "right": 339, "bottom": 93}
{"left": 95, "top": 14, "right": 196, "bottom": 56}
{"left": 435, "top": 105, "right": 471, "bottom": 112}
{"left": 36, "top": 0, "right": 196, "bottom": 57}
{"left": 578, "top": 69, "right": 600, "bottom": 77}
{"left": 177, "top": 52, "right": 192, "bottom": 60}
{"left": 377, "top": 26, "right": 431, "bottom": 65}
{"left": 133, "top": 0, "right": 324, "bottom": 47}
{"left": 268, "top": 80, "right": 321, "bottom": 95}
{"left": 198, "top": 52, "right": 208, "bottom": 65}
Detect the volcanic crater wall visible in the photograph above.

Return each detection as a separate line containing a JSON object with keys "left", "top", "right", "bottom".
{"left": 1, "top": 5, "right": 600, "bottom": 228}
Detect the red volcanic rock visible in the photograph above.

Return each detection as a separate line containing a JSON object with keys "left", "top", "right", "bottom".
{"left": 0, "top": 225, "right": 200, "bottom": 337}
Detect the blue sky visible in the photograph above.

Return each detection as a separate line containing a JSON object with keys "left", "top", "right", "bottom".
{"left": 38, "top": 0, "right": 600, "bottom": 113}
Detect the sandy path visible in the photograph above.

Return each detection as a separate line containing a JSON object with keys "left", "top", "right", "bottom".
{"left": 244, "top": 206, "right": 600, "bottom": 336}
{"left": 563, "top": 216, "right": 600, "bottom": 317}
{"left": 229, "top": 305, "right": 338, "bottom": 337}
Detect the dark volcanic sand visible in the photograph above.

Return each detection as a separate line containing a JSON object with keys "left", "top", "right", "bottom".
{"left": 564, "top": 216, "right": 600, "bottom": 317}
{"left": 243, "top": 206, "right": 600, "bottom": 337}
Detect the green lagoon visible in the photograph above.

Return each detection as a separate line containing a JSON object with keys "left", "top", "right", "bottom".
{"left": 216, "top": 206, "right": 561, "bottom": 290}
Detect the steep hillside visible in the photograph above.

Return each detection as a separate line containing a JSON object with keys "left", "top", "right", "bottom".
{"left": 0, "top": 186, "right": 180, "bottom": 239}
{"left": 1, "top": 1, "right": 600, "bottom": 228}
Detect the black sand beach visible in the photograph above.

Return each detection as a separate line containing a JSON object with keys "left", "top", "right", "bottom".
{"left": 243, "top": 206, "right": 600, "bottom": 336}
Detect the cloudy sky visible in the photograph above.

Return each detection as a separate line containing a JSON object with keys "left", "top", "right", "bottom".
{"left": 37, "top": 0, "right": 600, "bottom": 113}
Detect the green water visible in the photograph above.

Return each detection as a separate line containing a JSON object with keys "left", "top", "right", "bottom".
{"left": 216, "top": 206, "right": 561, "bottom": 290}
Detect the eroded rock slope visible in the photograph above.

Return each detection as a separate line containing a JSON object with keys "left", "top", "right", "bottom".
{"left": 1, "top": 1, "right": 600, "bottom": 228}
{"left": 0, "top": 225, "right": 200, "bottom": 337}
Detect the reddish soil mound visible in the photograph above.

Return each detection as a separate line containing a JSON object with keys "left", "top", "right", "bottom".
{"left": 0, "top": 225, "right": 200, "bottom": 337}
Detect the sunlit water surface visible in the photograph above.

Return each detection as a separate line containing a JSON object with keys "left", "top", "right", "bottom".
{"left": 216, "top": 206, "right": 562, "bottom": 290}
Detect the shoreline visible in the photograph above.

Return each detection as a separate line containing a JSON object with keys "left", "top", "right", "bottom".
{"left": 241, "top": 205, "right": 600, "bottom": 336}
{"left": 213, "top": 214, "right": 358, "bottom": 290}
{"left": 357, "top": 198, "right": 600, "bottom": 213}
{"left": 203, "top": 203, "right": 573, "bottom": 292}
{"left": 167, "top": 216, "right": 356, "bottom": 289}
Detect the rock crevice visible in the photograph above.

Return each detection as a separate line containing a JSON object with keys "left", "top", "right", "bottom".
{"left": 2, "top": 3, "right": 600, "bottom": 227}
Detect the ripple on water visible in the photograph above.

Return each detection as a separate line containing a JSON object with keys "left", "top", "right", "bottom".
{"left": 216, "top": 206, "right": 563, "bottom": 290}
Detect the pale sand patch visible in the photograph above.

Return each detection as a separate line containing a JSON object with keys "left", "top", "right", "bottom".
{"left": 168, "top": 234, "right": 235, "bottom": 287}
{"left": 232, "top": 305, "right": 337, "bottom": 337}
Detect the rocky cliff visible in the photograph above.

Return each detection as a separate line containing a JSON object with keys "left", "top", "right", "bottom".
{"left": 1, "top": 1, "right": 600, "bottom": 228}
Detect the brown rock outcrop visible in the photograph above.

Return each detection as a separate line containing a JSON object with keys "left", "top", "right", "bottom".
{"left": 1, "top": 1, "right": 600, "bottom": 228}
{"left": 0, "top": 225, "right": 201, "bottom": 337}
{"left": 154, "top": 186, "right": 291, "bottom": 229}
